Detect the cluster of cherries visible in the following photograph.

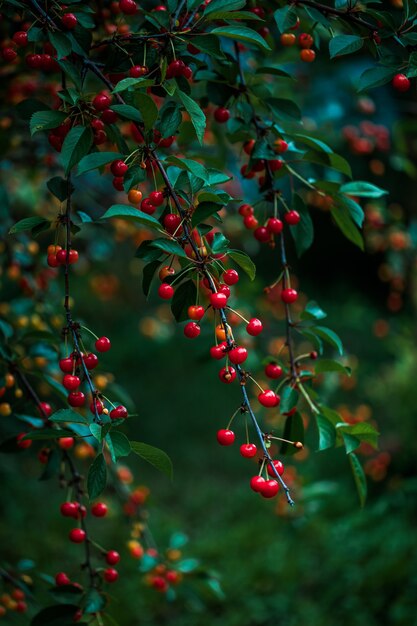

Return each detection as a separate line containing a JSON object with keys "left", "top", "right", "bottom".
{"left": 46, "top": 244, "right": 79, "bottom": 268}
{"left": 0, "top": 586, "right": 27, "bottom": 616}
{"left": 238, "top": 201, "right": 301, "bottom": 245}
{"left": 280, "top": 28, "right": 317, "bottom": 63}
{"left": 343, "top": 120, "right": 391, "bottom": 156}
{"left": 60, "top": 499, "right": 120, "bottom": 585}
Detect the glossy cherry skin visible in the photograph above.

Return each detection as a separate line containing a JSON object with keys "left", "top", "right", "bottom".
{"left": 91, "top": 502, "right": 108, "bottom": 517}
{"left": 216, "top": 429, "right": 235, "bottom": 445}
{"left": 250, "top": 476, "right": 265, "bottom": 492}
{"left": 265, "top": 363, "right": 283, "bottom": 379}
{"left": 69, "top": 528, "right": 86, "bottom": 543}
{"left": 240, "top": 443, "right": 257, "bottom": 458}
{"left": 95, "top": 337, "right": 111, "bottom": 352}
{"left": 260, "top": 479, "right": 280, "bottom": 498}
{"left": 104, "top": 568, "right": 119, "bottom": 582}
{"left": 228, "top": 346, "right": 248, "bottom": 365}
{"left": 184, "top": 322, "right": 201, "bottom": 339}
{"left": 110, "top": 405, "right": 128, "bottom": 419}
{"left": 223, "top": 269, "right": 239, "bottom": 285}
{"left": 106, "top": 550, "right": 120, "bottom": 565}
{"left": 218, "top": 366, "right": 236, "bottom": 384}
{"left": 158, "top": 283, "right": 174, "bottom": 300}
{"left": 267, "top": 460, "right": 285, "bottom": 477}
{"left": 210, "top": 292, "right": 228, "bottom": 309}
{"left": 281, "top": 288, "right": 298, "bottom": 304}
{"left": 258, "top": 390, "right": 280, "bottom": 407}
{"left": 246, "top": 318, "right": 263, "bottom": 336}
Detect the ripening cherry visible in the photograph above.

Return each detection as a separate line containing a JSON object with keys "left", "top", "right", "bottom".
{"left": 267, "top": 217, "right": 283, "bottom": 234}
{"left": 258, "top": 390, "right": 280, "bottom": 407}
{"left": 240, "top": 443, "right": 257, "bottom": 458}
{"left": 83, "top": 353, "right": 98, "bottom": 370}
{"left": 63, "top": 374, "right": 80, "bottom": 391}
{"left": 104, "top": 568, "right": 119, "bottom": 583}
{"left": 62, "top": 13, "right": 78, "bottom": 29}
{"left": 69, "top": 528, "right": 86, "bottom": 543}
{"left": 246, "top": 318, "right": 263, "bottom": 336}
{"left": 68, "top": 391, "right": 86, "bottom": 407}
{"left": 228, "top": 346, "right": 248, "bottom": 365}
{"left": 93, "top": 93, "right": 112, "bottom": 111}
{"left": 267, "top": 459, "right": 284, "bottom": 477}
{"left": 61, "top": 501, "right": 78, "bottom": 517}
{"left": 243, "top": 139, "right": 255, "bottom": 155}
{"left": 16, "top": 433, "right": 32, "bottom": 449}
{"left": 259, "top": 479, "right": 280, "bottom": 498}
{"left": 218, "top": 366, "right": 236, "bottom": 384}
{"left": 280, "top": 33, "right": 296, "bottom": 46}
{"left": 58, "top": 437, "right": 75, "bottom": 450}
{"left": 91, "top": 502, "right": 108, "bottom": 517}
{"left": 265, "top": 363, "right": 283, "bottom": 379}
{"left": 184, "top": 322, "right": 201, "bottom": 339}
{"left": 55, "top": 572, "right": 71, "bottom": 586}
{"left": 59, "top": 357, "right": 74, "bottom": 373}
{"left": 210, "top": 292, "right": 228, "bottom": 309}
{"left": 274, "top": 138, "right": 288, "bottom": 154}
{"left": 149, "top": 191, "right": 164, "bottom": 207}
{"left": 158, "top": 283, "right": 174, "bottom": 300}
{"left": 243, "top": 215, "right": 259, "bottom": 230}
{"left": 250, "top": 476, "right": 265, "bottom": 492}
{"left": 254, "top": 227, "right": 270, "bottom": 243}
{"left": 95, "top": 336, "right": 111, "bottom": 352}
{"left": 159, "top": 266, "right": 175, "bottom": 281}
{"left": 223, "top": 269, "right": 239, "bottom": 286}
{"left": 392, "top": 73, "right": 411, "bottom": 92}
{"left": 130, "top": 65, "right": 148, "bottom": 77}
{"left": 47, "top": 254, "right": 59, "bottom": 267}
{"left": 214, "top": 107, "right": 230, "bottom": 123}
{"left": 216, "top": 429, "right": 235, "bottom": 446}
{"left": 128, "top": 189, "right": 143, "bottom": 204}
{"left": 298, "top": 33, "right": 314, "bottom": 48}
{"left": 284, "top": 210, "right": 300, "bottom": 225}
{"left": 210, "top": 342, "right": 227, "bottom": 360}
{"left": 281, "top": 288, "right": 298, "bottom": 304}
{"left": 110, "top": 405, "right": 128, "bottom": 419}
{"left": 106, "top": 550, "right": 120, "bottom": 565}
{"left": 111, "top": 159, "right": 128, "bottom": 177}
{"left": 188, "top": 305, "right": 205, "bottom": 321}
{"left": 300, "top": 49, "right": 316, "bottom": 63}
{"left": 119, "top": 0, "right": 137, "bottom": 14}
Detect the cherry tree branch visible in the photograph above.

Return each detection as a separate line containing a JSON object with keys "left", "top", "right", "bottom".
{"left": 290, "top": 0, "right": 377, "bottom": 31}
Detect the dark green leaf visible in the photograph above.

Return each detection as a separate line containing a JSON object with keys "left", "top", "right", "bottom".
{"left": 171, "top": 280, "right": 197, "bottom": 322}
{"left": 280, "top": 411, "right": 304, "bottom": 456}
{"left": 60, "top": 126, "right": 93, "bottom": 175}
{"left": 31, "top": 604, "right": 80, "bottom": 626}
{"left": 48, "top": 31, "right": 72, "bottom": 59}
{"left": 83, "top": 589, "right": 106, "bottom": 615}
{"left": 192, "top": 202, "right": 222, "bottom": 227}
{"left": 9, "top": 217, "right": 50, "bottom": 235}
{"left": 30, "top": 110, "right": 68, "bottom": 135}
{"left": 49, "top": 409, "right": 88, "bottom": 424}
{"left": 329, "top": 34, "right": 363, "bottom": 58}
{"left": 135, "top": 92, "right": 158, "bottom": 131}
{"left": 47, "top": 176, "right": 72, "bottom": 202}
{"left": 280, "top": 385, "right": 299, "bottom": 415}
{"left": 331, "top": 205, "right": 364, "bottom": 250}
{"left": 290, "top": 196, "right": 314, "bottom": 257}
{"left": 211, "top": 232, "right": 230, "bottom": 254}
{"left": 340, "top": 181, "right": 388, "bottom": 198}
{"left": 357, "top": 66, "right": 396, "bottom": 92}
{"left": 300, "top": 301, "right": 327, "bottom": 321}
{"left": 77, "top": 152, "right": 124, "bottom": 176}
{"left": 316, "top": 414, "right": 336, "bottom": 450}
{"left": 110, "top": 103, "right": 143, "bottom": 124}
{"left": 21, "top": 428, "right": 75, "bottom": 441}
{"left": 130, "top": 441, "right": 173, "bottom": 479}
{"left": 166, "top": 155, "right": 208, "bottom": 181}
{"left": 349, "top": 453, "right": 367, "bottom": 507}
{"left": 16, "top": 98, "right": 50, "bottom": 120}
{"left": 87, "top": 453, "right": 107, "bottom": 500}
{"left": 315, "top": 359, "right": 351, "bottom": 376}
{"left": 151, "top": 238, "right": 189, "bottom": 259}
{"left": 142, "top": 260, "right": 161, "bottom": 297}
{"left": 159, "top": 102, "right": 182, "bottom": 138}
{"left": 228, "top": 250, "right": 256, "bottom": 281}
{"left": 101, "top": 205, "right": 161, "bottom": 228}
{"left": 274, "top": 5, "right": 298, "bottom": 32}
{"left": 314, "top": 326, "right": 344, "bottom": 355}
{"left": 177, "top": 90, "right": 206, "bottom": 144}
{"left": 211, "top": 25, "right": 271, "bottom": 51}
{"left": 106, "top": 431, "right": 131, "bottom": 462}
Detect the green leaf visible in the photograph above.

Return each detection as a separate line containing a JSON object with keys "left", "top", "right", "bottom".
{"left": 171, "top": 279, "right": 197, "bottom": 322}
{"left": 280, "top": 385, "right": 299, "bottom": 415}
{"left": 49, "top": 409, "right": 88, "bottom": 424}
{"left": 357, "top": 66, "right": 396, "bottom": 92}
{"left": 177, "top": 558, "right": 200, "bottom": 572}
{"left": 166, "top": 155, "right": 208, "bottom": 181}
{"left": 337, "top": 422, "right": 379, "bottom": 448}
{"left": 349, "top": 452, "right": 367, "bottom": 507}
{"left": 21, "top": 428, "right": 75, "bottom": 441}
{"left": 106, "top": 431, "right": 131, "bottom": 462}
{"left": 329, "top": 34, "right": 363, "bottom": 58}
{"left": 48, "top": 31, "right": 72, "bottom": 59}
{"left": 186, "top": 34, "right": 224, "bottom": 58}
{"left": 130, "top": 441, "right": 173, "bottom": 479}
{"left": 177, "top": 90, "right": 206, "bottom": 145}
{"left": 135, "top": 92, "right": 158, "bottom": 131}
{"left": 204, "top": 0, "right": 246, "bottom": 15}
{"left": 300, "top": 300, "right": 327, "bottom": 321}
{"left": 315, "top": 359, "right": 351, "bottom": 376}
{"left": 280, "top": 411, "right": 304, "bottom": 456}
{"left": 290, "top": 196, "right": 314, "bottom": 257}
{"left": 316, "top": 414, "right": 337, "bottom": 450}
{"left": 159, "top": 102, "right": 182, "bottom": 137}
{"left": 228, "top": 250, "right": 256, "bottom": 281}
{"left": 101, "top": 205, "right": 161, "bottom": 228}
{"left": 142, "top": 260, "right": 161, "bottom": 297}
{"left": 60, "top": 126, "right": 93, "bottom": 175}
{"left": 87, "top": 453, "right": 107, "bottom": 500}
{"left": 256, "top": 65, "right": 293, "bottom": 78}
{"left": 331, "top": 205, "right": 364, "bottom": 251}
{"left": 211, "top": 25, "right": 271, "bottom": 51}
{"left": 274, "top": 5, "right": 298, "bottom": 32}
{"left": 77, "top": 152, "right": 124, "bottom": 176}
{"left": 192, "top": 201, "right": 222, "bottom": 226}
{"left": 31, "top": 604, "right": 80, "bottom": 626}
{"left": 39, "top": 449, "right": 60, "bottom": 481}
{"left": 16, "top": 98, "right": 50, "bottom": 120}
{"left": 340, "top": 181, "right": 388, "bottom": 198}
{"left": 30, "top": 110, "right": 68, "bottom": 135}
{"left": 314, "top": 326, "right": 344, "bottom": 356}
{"left": 9, "top": 217, "right": 50, "bottom": 235}
{"left": 151, "top": 238, "right": 189, "bottom": 259}
{"left": 111, "top": 77, "right": 154, "bottom": 94}
{"left": 293, "top": 134, "right": 333, "bottom": 154}
{"left": 110, "top": 103, "right": 143, "bottom": 124}
{"left": 83, "top": 589, "right": 106, "bottom": 615}
{"left": 335, "top": 193, "right": 364, "bottom": 228}
{"left": 266, "top": 98, "right": 301, "bottom": 122}
{"left": 211, "top": 232, "right": 230, "bottom": 254}
{"left": 47, "top": 176, "right": 72, "bottom": 202}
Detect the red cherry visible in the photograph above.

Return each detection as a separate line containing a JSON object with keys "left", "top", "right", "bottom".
{"left": 238, "top": 204, "right": 254, "bottom": 217}
{"left": 267, "top": 217, "right": 283, "bottom": 234}
{"left": 265, "top": 363, "right": 283, "bottom": 379}
{"left": 55, "top": 572, "right": 70, "bottom": 586}
{"left": 254, "top": 227, "right": 270, "bottom": 243}
{"left": 218, "top": 366, "right": 236, "bottom": 384}
{"left": 243, "top": 215, "right": 259, "bottom": 230}
{"left": 112, "top": 177, "right": 124, "bottom": 191}
{"left": 240, "top": 443, "right": 257, "bottom": 458}
{"left": 62, "top": 13, "right": 78, "bottom": 29}
{"left": 110, "top": 405, "right": 128, "bottom": 419}
{"left": 119, "top": 0, "right": 137, "bottom": 14}
{"left": 141, "top": 198, "right": 156, "bottom": 214}
{"left": 251, "top": 159, "right": 265, "bottom": 173}
{"left": 223, "top": 269, "right": 239, "bottom": 285}
{"left": 101, "top": 109, "right": 118, "bottom": 124}
{"left": 69, "top": 528, "right": 86, "bottom": 543}
{"left": 104, "top": 568, "right": 119, "bottom": 583}
{"left": 182, "top": 65, "right": 193, "bottom": 80}
{"left": 56, "top": 249, "right": 67, "bottom": 265}
{"left": 246, "top": 318, "right": 263, "bottom": 336}
{"left": 111, "top": 159, "right": 128, "bottom": 177}
{"left": 275, "top": 139, "right": 288, "bottom": 154}
{"left": 216, "top": 429, "right": 235, "bottom": 446}
{"left": 210, "top": 292, "right": 228, "bottom": 309}
{"left": 284, "top": 210, "right": 300, "bottom": 225}
{"left": 149, "top": 191, "right": 164, "bottom": 207}
{"left": 26, "top": 53, "right": 43, "bottom": 69}
{"left": 269, "top": 159, "right": 284, "bottom": 172}
{"left": 243, "top": 140, "right": 255, "bottom": 156}
{"left": 68, "top": 250, "right": 79, "bottom": 264}
{"left": 163, "top": 213, "right": 182, "bottom": 234}
{"left": 68, "top": 391, "right": 86, "bottom": 407}
{"left": 90, "top": 399, "right": 104, "bottom": 415}
{"left": 392, "top": 73, "right": 410, "bottom": 92}
{"left": 158, "top": 283, "right": 174, "bottom": 300}
{"left": 2, "top": 47, "right": 17, "bottom": 62}
{"left": 59, "top": 357, "right": 74, "bottom": 373}
{"left": 91, "top": 119, "right": 105, "bottom": 131}
{"left": 184, "top": 322, "right": 201, "bottom": 339}
{"left": 91, "top": 502, "right": 108, "bottom": 517}
{"left": 214, "top": 107, "right": 230, "bottom": 123}
{"left": 95, "top": 336, "right": 111, "bottom": 352}
{"left": 38, "top": 402, "right": 52, "bottom": 417}
{"left": 63, "top": 374, "right": 80, "bottom": 391}
{"left": 258, "top": 390, "right": 280, "bottom": 408}
{"left": 260, "top": 479, "right": 280, "bottom": 498}
{"left": 93, "top": 93, "right": 112, "bottom": 111}
{"left": 267, "top": 460, "right": 284, "bottom": 477}
{"left": 58, "top": 437, "right": 75, "bottom": 450}
{"left": 83, "top": 353, "right": 98, "bottom": 370}
{"left": 130, "top": 65, "right": 148, "bottom": 77}
{"left": 219, "top": 284, "right": 231, "bottom": 298}
{"left": 166, "top": 59, "right": 183, "bottom": 78}
{"left": 60, "top": 501, "right": 78, "bottom": 518}
{"left": 16, "top": 433, "right": 32, "bottom": 449}
{"left": 188, "top": 305, "right": 205, "bottom": 321}
{"left": 281, "top": 288, "right": 298, "bottom": 304}
{"left": 210, "top": 342, "right": 227, "bottom": 360}
{"left": 250, "top": 476, "right": 265, "bottom": 492}
{"left": 47, "top": 254, "right": 59, "bottom": 268}
{"left": 228, "top": 346, "right": 248, "bottom": 365}
{"left": 12, "top": 31, "right": 28, "bottom": 47}
{"left": 106, "top": 550, "right": 120, "bottom": 565}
